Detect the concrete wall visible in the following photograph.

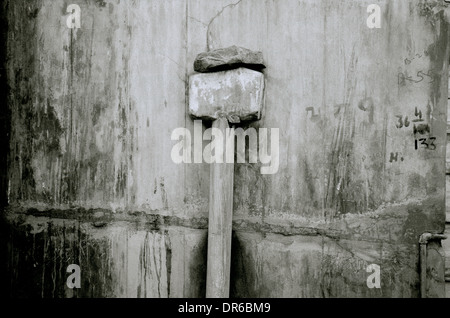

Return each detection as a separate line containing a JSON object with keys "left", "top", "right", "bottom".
{"left": 2, "top": 0, "right": 450, "bottom": 297}
{"left": 442, "top": 70, "right": 450, "bottom": 297}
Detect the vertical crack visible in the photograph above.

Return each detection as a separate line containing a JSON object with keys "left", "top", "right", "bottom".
{"left": 206, "top": 0, "right": 244, "bottom": 51}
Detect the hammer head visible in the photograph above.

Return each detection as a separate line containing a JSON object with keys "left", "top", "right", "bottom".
{"left": 189, "top": 68, "right": 264, "bottom": 123}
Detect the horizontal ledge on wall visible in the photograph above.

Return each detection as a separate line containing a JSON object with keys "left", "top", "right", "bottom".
{"left": 2, "top": 206, "right": 407, "bottom": 244}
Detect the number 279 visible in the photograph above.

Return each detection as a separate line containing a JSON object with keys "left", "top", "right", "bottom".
{"left": 415, "top": 137, "right": 436, "bottom": 150}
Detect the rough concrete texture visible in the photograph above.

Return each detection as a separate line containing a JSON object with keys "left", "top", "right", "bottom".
{"left": 443, "top": 83, "right": 450, "bottom": 296}
{"left": 2, "top": 213, "right": 207, "bottom": 298}
{"left": 6, "top": 0, "right": 209, "bottom": 216}
{"left": 230, "top": 231, "right": 419, "bottom": 297}
{"left": 193, "top": 45, "right": 265, "bottom": 73}
{"left": 189, "top": 68, "right": 264, "bottom": 123}
{"left": 425, "top": 240, "right": 446, "bottom": 298}
{"left": 2, "top": 0, "right": 450, "bottom": 297}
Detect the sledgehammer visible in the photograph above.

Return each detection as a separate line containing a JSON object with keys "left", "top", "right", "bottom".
{"left": 189, "top": 67, "right": 264, "bottom": 297}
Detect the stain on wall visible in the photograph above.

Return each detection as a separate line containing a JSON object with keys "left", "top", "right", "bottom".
{"left": 4, "top": 213, "right": 207, "bottom": 298}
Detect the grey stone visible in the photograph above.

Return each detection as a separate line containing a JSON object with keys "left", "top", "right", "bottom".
{"left": 193, "top": 46, "right": 265, "bottom": 73}
{"left": 189, "top": 67, "right": 264, "bottom": 123}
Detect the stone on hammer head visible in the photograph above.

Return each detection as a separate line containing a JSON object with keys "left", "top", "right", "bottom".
{"left": 188, "top": 68, "right": 264, "bottom": 123}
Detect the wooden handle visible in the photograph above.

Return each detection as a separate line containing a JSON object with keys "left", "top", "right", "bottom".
{"left": 206, "top": 117, "right": 234, "bottom": 298}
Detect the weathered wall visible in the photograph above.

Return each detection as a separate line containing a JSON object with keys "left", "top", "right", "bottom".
{"left": 4, "top": 213, "right": 207, "bottom": 297}
{"left": 3, "top": 0, "right": 210, "bottom": 298}
{"left": 2, "top": 0, "right": 450, "bottom": 297}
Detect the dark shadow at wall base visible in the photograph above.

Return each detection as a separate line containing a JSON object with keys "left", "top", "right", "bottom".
{"left": 0, "top": 0, "right": 11, "bottom": 299}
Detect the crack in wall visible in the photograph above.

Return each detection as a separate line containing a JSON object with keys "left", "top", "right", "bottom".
{"left": 206, "top": 0, "right": 244, "bottom": 51}
{"left": 188, "top": 16, "right": 207, "bottom": 27}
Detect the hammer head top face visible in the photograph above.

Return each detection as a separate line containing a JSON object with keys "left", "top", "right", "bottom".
{"left": 189, "top": 68, "right": 264, "bottom": 123}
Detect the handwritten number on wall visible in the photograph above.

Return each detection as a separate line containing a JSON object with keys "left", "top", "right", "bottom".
{"left": 412, "top": 107, "right": 423, "bottom": 122}
{"left": 415, "top": 137, "right": 436, "bottom": 150}
{"left": 395, "top": 115, "right": 409, "bottom": 128}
